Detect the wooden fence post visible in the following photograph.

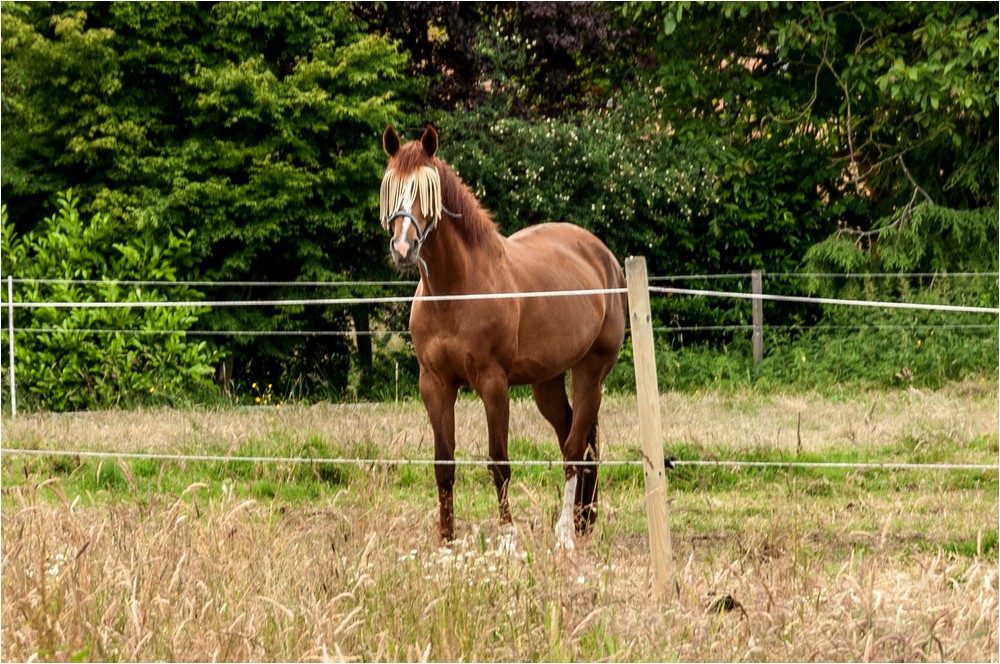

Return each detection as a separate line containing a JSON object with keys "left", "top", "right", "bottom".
{"left": 624, "top": 256, "right": 673, "bottom": 601}
{"left": 751, "top": 269, "right": 763, "bottom": 367}
{"left": 6, "top": 275, "right": 16, "bottom": 418}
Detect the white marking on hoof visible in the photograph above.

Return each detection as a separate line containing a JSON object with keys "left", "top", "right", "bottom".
{"left": 497, "top": 525, "right": 518, "bottom": 556}
{"left": 554, "top": 475, "right": 578, "bottom": 552}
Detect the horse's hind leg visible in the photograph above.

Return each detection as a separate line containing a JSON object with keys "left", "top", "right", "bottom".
{"left": 576, "top": 419, "right": 600, "bottom": 532}
{"left": 557, "top": 352, "right": 616, "bottom": 545}
{"left": 564, "top": 378, "right": 602, "bottom": 537}
{"left": 531, "top": 374, "right": 572, "bottom": 447}
{"left": 531, "top": 374, "right": 597, "bottom": 549}
{"left": 534, "top": 375, "right": 597, "bottom": 532}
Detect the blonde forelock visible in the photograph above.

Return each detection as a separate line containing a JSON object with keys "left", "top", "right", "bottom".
{"left": 380, "top": 165, "right": 443, "bottom": 229}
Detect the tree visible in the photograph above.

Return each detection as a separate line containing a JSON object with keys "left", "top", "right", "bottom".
{"left": 630, "top": 2, "right": 998, "bottom": 222}
{"left": 354, "top": 2, "right": 639, "bottom": 118}
{"left": 2, "top": 2, "right": 419, "bottom": 397}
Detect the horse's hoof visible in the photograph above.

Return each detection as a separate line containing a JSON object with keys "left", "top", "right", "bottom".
{"left": 497, "top": 524, "right": 518, "bottom": 556}
{"left": 554, "top": 519, "right": 576, "bottom": 553}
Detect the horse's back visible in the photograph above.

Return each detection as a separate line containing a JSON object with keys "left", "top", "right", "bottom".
{"left": 507, "top": 222, "right": 625, "bottom": 292}
{"left": 503, "top": 223, "right": 627, "bottom": 383}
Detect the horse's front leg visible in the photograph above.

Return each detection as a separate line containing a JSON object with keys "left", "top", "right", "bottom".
{"left": 477, "top": 371, "right": 512, "bottom": 525}
{"left": 419, "top": 371, "right": 458, "bottom": 543}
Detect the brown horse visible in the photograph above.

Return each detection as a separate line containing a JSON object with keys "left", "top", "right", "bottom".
{"left": 380, "top": 125, "right": 627, "bottom": 551}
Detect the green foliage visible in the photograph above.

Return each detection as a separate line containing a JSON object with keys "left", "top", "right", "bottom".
{"left": 1, "top": 192, "right": 221, "bottom": 411}
{"left": 798, "top": 204, "right": 998, "bottom": 386}
{"left": 435, "top": 85, "right": 839, "bottom": 332}
{"left": 350, "top": 336, "right": 421, "bottom": 403}
{"left": 2, "top": 2, "right": 420, "bottom": 398}
{"left": 1, "top": 6, "right": 124, "bottom": 201}
{"left": 604, "top": 303, "right": 996, "bottom": 395}
{"left": 356, "top": 3, "right": 634, "bottom": 117}
{"left": 631, "top": 2, "right": 999, "bottom": 214}
{"left": 755, "top": 323, "right": 997, "bottom": 391}
{"left": 804, "top": 204, "right": 999, "bottom": 284}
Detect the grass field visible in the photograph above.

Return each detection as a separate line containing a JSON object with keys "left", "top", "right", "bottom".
{"left": 2, "top": 382, "right": 998, "bottom": 661}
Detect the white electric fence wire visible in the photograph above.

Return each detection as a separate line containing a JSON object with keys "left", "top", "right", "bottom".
{"left": 0, "top": 448, "right": 616, "bottom": 467}
{"left": 648, "top": 274, "right": 751, "bottom": 281}
{"left": 765, "top": 272, "right": 999, "bottom": 279}
{"left": 652, "top": 324, "right": 996, "bottom": 332}
{"left": 671, "top": 459, "right": 997, "bottom": 471}
{"left": 8, "top": 284, "right": 996, "bottom": 314}
{"left": 649, "top": 286, "right": 1000, "bottom": 315}
{"left": 6, "top": 324, "right": 993, "bottom": 338}
{"left": 9, "top": 278, "right": 419, "bottom": 287}
{"left": 12, "top": 272, "right": 995, "bottom": 287}
{"left": 11, "top": 328, "right": 411, "bottom": 337}
{"left": 0, "top": 447, "right": 994, "bottom": 472}
{"left": 7, "top": 287, "right": 630, "bottom": 310}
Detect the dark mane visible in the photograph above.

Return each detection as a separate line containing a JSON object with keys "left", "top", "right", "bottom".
{"left": 436, "top": 159, "right": 499, "bottom": 249}
{"left": 390, "top": 142, "right": 499, "bottom": 250}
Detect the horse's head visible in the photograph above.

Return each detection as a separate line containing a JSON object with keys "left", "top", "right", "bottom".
{"left": 380, "top": 125, "right": 443, "bottom": 270}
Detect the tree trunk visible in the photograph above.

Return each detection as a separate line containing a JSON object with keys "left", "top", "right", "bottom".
{"left": 351, "top": 306, "right": 373, "bottom": 394}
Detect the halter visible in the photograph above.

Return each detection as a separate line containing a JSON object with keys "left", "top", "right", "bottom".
{"left": 385, "top": 209, "right": 436, "bottom": 245}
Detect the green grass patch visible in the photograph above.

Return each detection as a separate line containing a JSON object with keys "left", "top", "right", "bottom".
{"left": 3, "top": 387, "right": 995, "bottom": 566}
{"left": 5, "top": 431, "right": 994, "bottom": 511}
{"left": 941, "top": 529, "right": 999, "bottom": 558}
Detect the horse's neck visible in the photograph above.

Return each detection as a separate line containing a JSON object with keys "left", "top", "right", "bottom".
{"left": 419, "top": 218, "right": 504, "bottom": 295}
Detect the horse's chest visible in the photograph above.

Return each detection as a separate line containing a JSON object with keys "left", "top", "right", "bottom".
{"left": 410, "top": 308, "right": 518, "bottom": 382}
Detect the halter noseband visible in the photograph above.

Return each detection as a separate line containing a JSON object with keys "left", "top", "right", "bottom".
{"left": 385, "top": 209, "right": 436, "bottom": 245}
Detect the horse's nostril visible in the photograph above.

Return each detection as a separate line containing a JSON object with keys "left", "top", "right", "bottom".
{"left": 393, "top": 239, "right": 410, "bottom": 259}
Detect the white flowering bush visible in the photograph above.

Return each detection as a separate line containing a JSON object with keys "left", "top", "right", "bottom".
{"left": 436, "top": 87, "right": 838, "bottom": 331}
{"left": 440, "top": 91, "right": 712, "bottom": 258}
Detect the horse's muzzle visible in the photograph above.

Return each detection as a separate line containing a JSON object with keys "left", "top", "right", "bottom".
{"left": 388, "top": 212, "right": 426, "bottom": 270}
{"left": 390, "top": 237, "right": 421, "bottom": 270}
{"left": 389, "top": 233, "right": 412, "bottom": 269}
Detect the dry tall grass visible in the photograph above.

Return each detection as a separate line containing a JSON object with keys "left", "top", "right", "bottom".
{"left": 2, "top": 384, "right": 997, "bottom": 661}
{"left": 3, "top": 481, "right": 996, "bottom": 662}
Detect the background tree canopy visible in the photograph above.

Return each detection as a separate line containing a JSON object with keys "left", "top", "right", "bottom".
{"left": 3, "top": 2, "right": 417, "bottom": 400}
{"left": 2, "top": 1, "right": 997, "bottom": 410}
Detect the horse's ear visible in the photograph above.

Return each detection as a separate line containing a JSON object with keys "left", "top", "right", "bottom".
{"left": 383, "top": 126, "right": 400, "bottom": 157}
{"left": 421, "top": 125, "right": 438, "bottom": 158}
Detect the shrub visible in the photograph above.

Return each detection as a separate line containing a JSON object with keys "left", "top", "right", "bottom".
{"left": 433, "top": 85, "right": 841, "bottom": 339}
{"left": 1, "top": 191, "right": 221, "bottom": 411}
